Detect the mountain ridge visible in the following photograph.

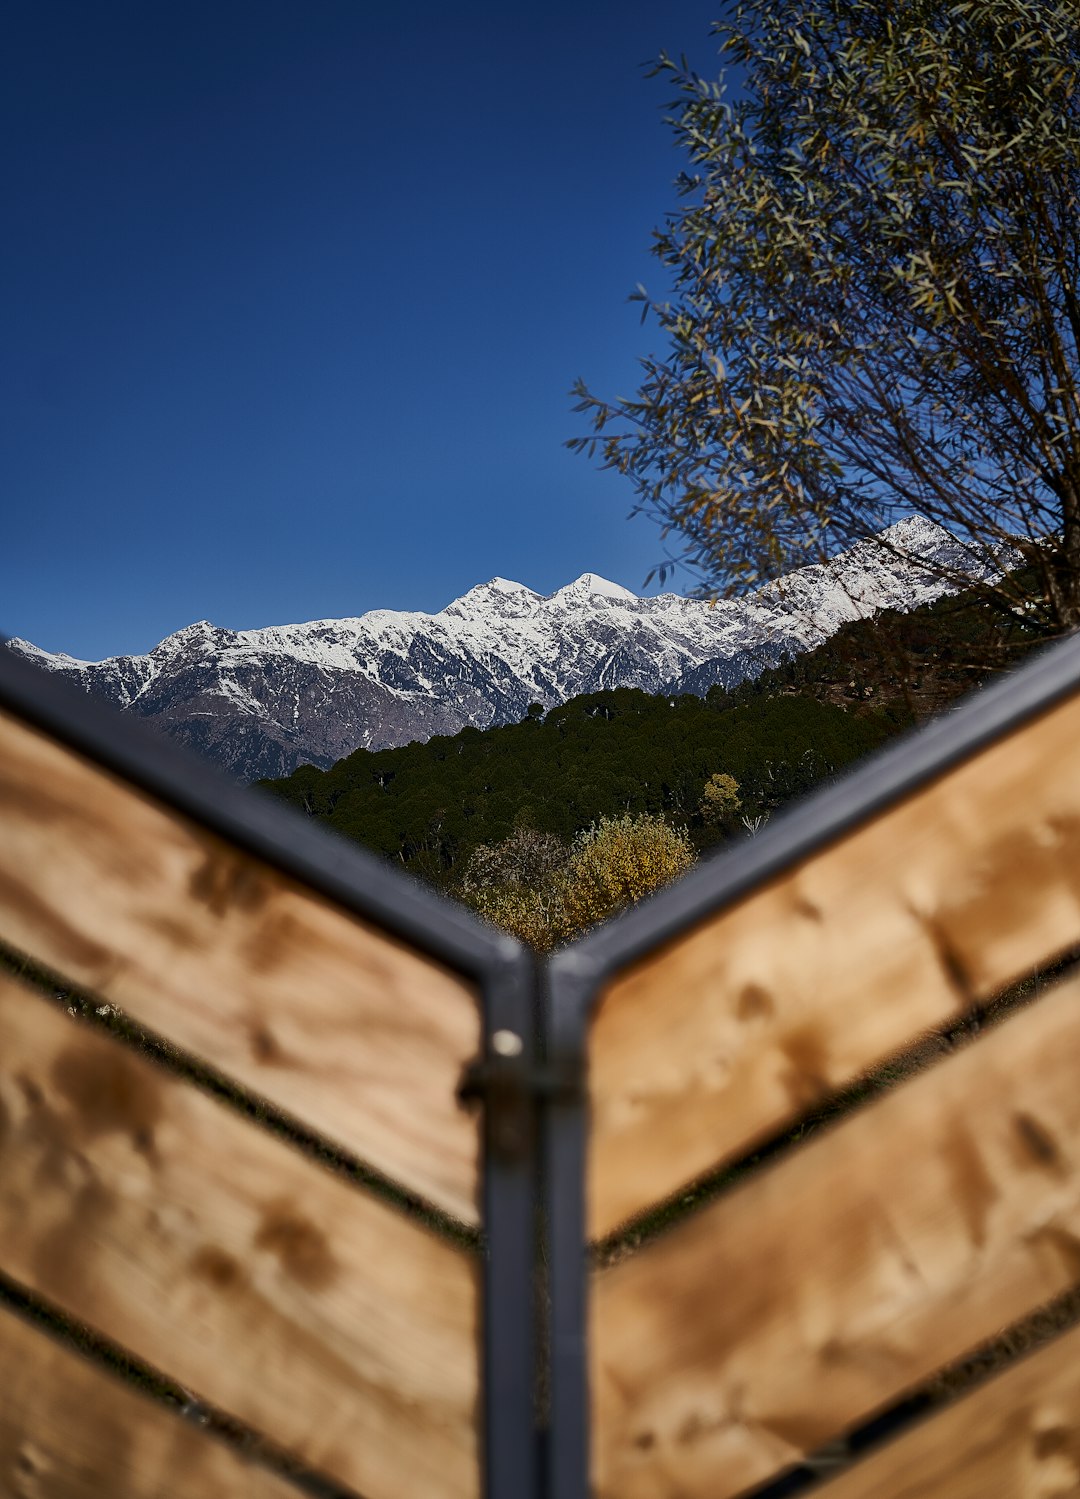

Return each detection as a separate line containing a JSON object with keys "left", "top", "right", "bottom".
{"left": 5, "top": 516, "right": 985, "bottom": 780}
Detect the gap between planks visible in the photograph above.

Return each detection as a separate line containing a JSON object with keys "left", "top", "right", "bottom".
{"left": 0, "top": 967, "right": 480, "bottom": 1499}
{"left": 0, "top": 706, "right": 481, "bottom": 1223}
{"left": 0, "top": 1295, "right": 305, "bottom": 1499}
{"left": 588, "top": 687, "right": 1080, "bottom": 1237}
{"left": 591, "top": 962, "right": 1080, "bottom": 1499}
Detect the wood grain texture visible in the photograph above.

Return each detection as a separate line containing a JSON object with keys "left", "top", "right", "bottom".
{"left": 592, "top": 966, "right": 1080, "bottom": 1499}
{"left": 589, "top": 689, "right": 1080, "bottom": 1237}
{"left": 0, "top": 706, "right": 480, "bottom": 1223}
{"left": 0, "top": 1302, "right": 301, "bottom": 1499}
{"left": 817, "top": 1321, "right": 1080, "bottom": 1499}
{"left": 0, "top": 971, "right": 479, "bottom": 1499}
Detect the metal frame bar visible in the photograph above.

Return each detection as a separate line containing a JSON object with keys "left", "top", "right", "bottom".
{"left": 540, "top": 628, "right": 1080, "bottom": 1499}
{"left": 538, "top": 960, "right": 592, "bottom": 1499}
{"left": 0, "top": 645, "right": 539, "bottom": 1499}
{"left": 476, "top": 953, "right": 540, "bottom": 1499}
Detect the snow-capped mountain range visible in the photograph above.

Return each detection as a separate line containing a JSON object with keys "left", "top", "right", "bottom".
{"left": 5, "top": 517, "right": 982, "bottom": 781}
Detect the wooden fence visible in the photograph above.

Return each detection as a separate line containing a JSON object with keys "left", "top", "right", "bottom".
{"left": 0, "top": 648, "right": 536, "bottom": 1499}
{"left": 4, "top": 626, "right": 1080, "bottom": 1498}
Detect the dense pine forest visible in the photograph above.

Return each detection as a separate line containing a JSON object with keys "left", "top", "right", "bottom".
{"left": 264, "top": 686, "right": 889, "bottom": 875}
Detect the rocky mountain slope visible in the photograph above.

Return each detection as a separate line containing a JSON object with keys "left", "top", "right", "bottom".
{"left": 5, "top": 517, "right": 984, "bottom": 780}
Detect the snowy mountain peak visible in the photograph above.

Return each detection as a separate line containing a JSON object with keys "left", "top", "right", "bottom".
{"left": 6, "top": 638, "right": 92, "bottom": 669}
{"left": 882, "top": 514, "right": 955, "bottom": 551}
{"left": 6, "top": 517, "right": 986, "bottom": 781}
{"left": 443, "top": 577, "right": 541, "bottom": 617}
{"left": 482, "top": 576, "right": 536, "bottom": 595}
{"left": 162, "top": 617, "right": 237, "bottom": 653}
{"left": 555, "top": 572, "right": 638, "bottom": 602}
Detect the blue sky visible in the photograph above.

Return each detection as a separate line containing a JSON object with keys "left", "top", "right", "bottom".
{"left": 3, "top": 2, "right": 726, "bottom": 659}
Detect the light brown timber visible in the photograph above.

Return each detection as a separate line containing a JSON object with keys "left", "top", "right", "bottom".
{"left": 0, "top": 705, "right": 481, "bottom": 1223}
{"left": 591, "top": 966, "right": 1080, "bottom": 1499}
{"left": 0, "top": 1300, "right": 301, "bottom": 1499}
{"left": 816, "top": 1320, "right": 1080, "bottom": 1499}
{"left": 0, "top": 970, "right": 480, "bottom": 1499}
{"left": 590, "top": 688, "right": 1080, "bottom": 1237}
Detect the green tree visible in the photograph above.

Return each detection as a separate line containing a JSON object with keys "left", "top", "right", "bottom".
{"left": 571, "top": 1, "right": 1080, "bottom": 634}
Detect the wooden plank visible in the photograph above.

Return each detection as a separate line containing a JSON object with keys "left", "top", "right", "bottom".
{"left": 589, "top": 688, "right": 1080, "bottom": 1237}
{"left": 819, "top": 1320, "right": 1080, "bottom": 1499}
{"left": 0, "top": 970, "right": 479, "bottom": 1499}
{"left": 0, "top": 1301, "right": 300, "bottom": 1499}
{"left": 591, "top": 965, "right": 1080, "bottom": 1499}
{"left": 0, "top": 706, "right": 480, "bottom": 1223}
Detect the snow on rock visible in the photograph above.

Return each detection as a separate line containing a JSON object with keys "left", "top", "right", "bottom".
{"left": 5, "top": 517, "right": 987, "bottom": 781}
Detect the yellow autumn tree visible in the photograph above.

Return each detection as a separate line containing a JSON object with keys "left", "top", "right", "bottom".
{"left": 465, "top": 881, "right": 570, "bottom": 953}
{"left": 560, "top": 812, "right": 695, "bottom": 941}
{"left": 459, "top": 813, "right": 695, "bottom": 949}
{"left": 457, "top": 827, "right": 573, "bottom": 952}
{"left": 699, "top": 771, "right": 742, "bottom": 826}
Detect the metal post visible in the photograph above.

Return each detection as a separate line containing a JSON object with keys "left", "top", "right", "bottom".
{"left": 473, "top": 954, "right": 542, "bottom": 1499}
{"left": 539, "top": 955, "right": 593, "bottom": 1499}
